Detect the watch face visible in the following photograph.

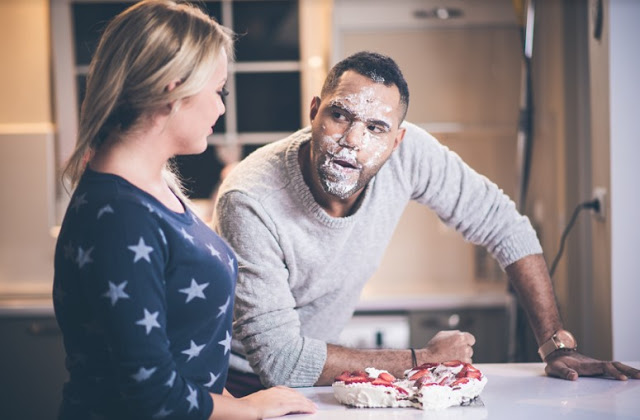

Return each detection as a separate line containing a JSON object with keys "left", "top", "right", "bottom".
{"left": 555, "top": 330, "right": 577, "bottom": 349}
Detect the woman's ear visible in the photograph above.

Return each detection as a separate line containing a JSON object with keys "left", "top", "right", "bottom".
{"left": 165, "top": 79, "right": 183, "bottom": 112}
{"left": 166, "top": 78, "right": 182, "bottom": 93}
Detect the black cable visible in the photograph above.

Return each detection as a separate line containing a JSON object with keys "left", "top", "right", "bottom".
{"left": 548, "top": 199, "right": 600, "bottom": 278}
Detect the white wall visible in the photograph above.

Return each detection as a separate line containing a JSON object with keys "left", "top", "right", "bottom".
{"left": 609, "top": 0, "right": 640, "bottom": 361}
{"left": 0, "top": 0, "right": 56, "bottom": 295}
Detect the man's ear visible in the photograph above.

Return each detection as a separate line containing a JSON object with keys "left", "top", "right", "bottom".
{"left": 392, "top": 127, "right": 406, "bottom": 151}
{"left": 309, "top": 96, "right": 321, "bottom": 122}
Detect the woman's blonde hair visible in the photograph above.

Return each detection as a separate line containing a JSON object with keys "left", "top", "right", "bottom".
{"left": 63, "top": 0, "right": 234, "bottom": 193}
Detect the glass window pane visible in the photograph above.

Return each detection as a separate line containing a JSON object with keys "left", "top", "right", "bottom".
{"left": 72, "top": 2, "right": 222, "bottom": 66}
{"left": 173, "top": 145, "right": 224, "bottom": 199}
{"left": 76, "top": 75, "right": 86, "bottom": 113}
{"left": 72, "top": 2, "right": 132, "bottom": 66}
{"left": 233, "top": 0, "right": 299, "bottom": 62}
{"left": 236, "top": 72, "right": 301, "bottom": 132}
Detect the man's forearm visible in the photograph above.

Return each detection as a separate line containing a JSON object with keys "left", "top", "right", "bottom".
{"left": 315, "top": 344, "right": 415, "bottom": 385}
{"left": 506, "top": 254, "right": 562, "bottom": 346}
{"left": 316, "top": 329, "right": 475, "bottom": 386}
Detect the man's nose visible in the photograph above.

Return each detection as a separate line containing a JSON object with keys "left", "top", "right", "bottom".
{"left": 338, "top": 122, "right": 365, "bottom": 150}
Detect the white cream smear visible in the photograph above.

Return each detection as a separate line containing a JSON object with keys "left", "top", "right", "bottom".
{"left": 319, "top": 86, "right": 395, "bottom": 198}
{"left": 333, "top": 364, "right": 487, "bottom": 411}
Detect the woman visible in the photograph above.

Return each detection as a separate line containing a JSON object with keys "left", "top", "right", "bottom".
{"left": 53, "top": 1, "right": 315, "bottom": 418}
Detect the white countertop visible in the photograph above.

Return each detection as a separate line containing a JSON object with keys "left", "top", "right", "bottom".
{"left": 355, "top": 292, "right": 514, "bottom": 312}
{"left": 273, "top": 362, "right": 640, "bottom": 420}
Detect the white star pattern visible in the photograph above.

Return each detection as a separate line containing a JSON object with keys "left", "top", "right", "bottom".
{"left": 102, "top": 281, "right": 129, "bottom": 306}
{"left": 186, "top": 385, "right": 199, "bottom": 412}
{"left": 179, "top": 279, "right": 209, "bottom": 303}
{"left": 218, "top": 330, "right": 232, "bottom": 355}
{"left": 204, "top": 371, "right": 220, "bottom": 388}
{"left": 158, "top": 228, "right": 167, "bottom": 245}
{"left": 206, "top": 243, "right": 221, "bottom": 260}
{"left": 181, "top": 228, "right": 194, "bottom": 244}
{"left": 97, "top": 204, "right": 114, "bottom": 219}
{"left": 63, "top": 242, "right": 75, "bottom": 260}
{"left": 71, "top": 193, "right": 88, "bottom": 212}
{"left": 165, "top": 371, "right": 176, "bottom": 388}
{"left": 144, "top": 202, "right": 156, "bottom": 214}
{"left": 152, "top": 406, "right": 173, "bottom": 419}
{"left": 217, "top": 296, "right": 230, "bottom": 318}
{"left": 227, "top": 254, "right": 235, "bottom": 273}
{"left": 128, "top": 237, "right": 154, "bottom": 263}
{"left": 152, "top": 407, "right": 173, "bottom": 419}
{"left": 131, "top": 366, "right": 157, "bottom": 382}
{"left": 76, "top": 246, "right": 94, "bottom": 268}
{"left": 181, "top": 340, "right": 205, "bottom": 362}
{"left": 136, "top": 308, "right": 161, "bottom": 335}
{"left": 191, "top": 213, "right": 200, "bottom": 224}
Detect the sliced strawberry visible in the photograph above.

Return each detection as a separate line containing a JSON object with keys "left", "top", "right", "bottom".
{"left": 415, "top": 362, "right": 439, "bottom": 370}
{"left": 414, "top": 375, "right": 435, "bottom": 388}
{"left": 465, "top": 370, "right": 482, "bottom": 379}
{"left": 438, "top": 377, "right": 449, "bottom": 386}
{"left": 371, "top": 378, "right": 392, "bottom": 387}
{"left": 335, "top": 371, "right": 351, "bottom": 382}
{"left": 344, "top": 376, "right": 368, "bottom": 384}
{"left": 393, "top": 385, "right": 409, "bottom": 395}
{"left": 443, "top": 360, "right": 464, "bottom": 367}
{"left": 378, "top": 372, "right": 396, "bottom": 382}
{"left": 409, "top": 369, "right": 430, "bottom": 380}
{"left": 351, "top": 370, "right": 368, "bottom": 378}
{"left": 464, "top": 363, "right": 479, "bottom": 372}
{"left": 451, "top": 378, "right": 470, "bottom": 386}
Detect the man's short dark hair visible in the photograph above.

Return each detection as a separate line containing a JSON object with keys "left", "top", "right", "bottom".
{"left": 321, "top": 51, "right": 410, "bottom": 123}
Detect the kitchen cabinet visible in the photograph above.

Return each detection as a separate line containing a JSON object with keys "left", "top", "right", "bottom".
{"left": 331, "top": 0, "right": 522, "bottom": 295}
{"left": 0, "top": 313, "right": 67, "bottom": 420}
{"left": 338, "top": 293, "right": 516, "bottom": 363}
{"left": 409, "top": 307, "right": 512, "bottom": 363}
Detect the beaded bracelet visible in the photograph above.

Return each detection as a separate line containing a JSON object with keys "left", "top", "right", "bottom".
{"left": 410, "top": 348, "right": 418, "bottom": 368}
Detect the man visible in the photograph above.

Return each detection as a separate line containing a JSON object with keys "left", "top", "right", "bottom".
{"left": 213, "top": 51, "right": 639, "bottom": 396}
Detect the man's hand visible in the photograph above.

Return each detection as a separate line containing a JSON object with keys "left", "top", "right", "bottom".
{"left": 545, "top": 350, "right": 640, "bottom": 381}
{"left": 420, "top": 330, "right": 476, "bottom": 363}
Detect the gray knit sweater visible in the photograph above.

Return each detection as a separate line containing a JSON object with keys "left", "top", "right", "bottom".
{"left": 213, "top": 122, "right": 542, "bottom": 387}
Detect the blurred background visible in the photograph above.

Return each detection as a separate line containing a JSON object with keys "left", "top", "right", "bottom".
{"left": 0, "top": 0, "right": 638, "bottom": 418}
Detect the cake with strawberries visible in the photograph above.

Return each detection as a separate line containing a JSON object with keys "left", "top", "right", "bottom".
{"left": 332, "top": 361, "right": 487, "bottom": 410}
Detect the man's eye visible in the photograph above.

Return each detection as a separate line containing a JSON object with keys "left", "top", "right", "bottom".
{"left": 217, "top": 87, "right": 229, "bottom": 98}
{"left": 332, "top": 111, "right": 347, "bottom": 121}
{"left": 368, "top": 124, "right": 385, "bottom": 134}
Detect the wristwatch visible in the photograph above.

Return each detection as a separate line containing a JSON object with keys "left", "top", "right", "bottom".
{"left": 538, "top": 329, "right": 577, "bottom": 361}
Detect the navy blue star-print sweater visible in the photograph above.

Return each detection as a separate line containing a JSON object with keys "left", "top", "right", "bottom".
{"left": 53, "top": 168, "right": 236, "bottom": 419}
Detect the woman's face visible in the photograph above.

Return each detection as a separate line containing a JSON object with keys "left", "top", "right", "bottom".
{"left": 169, "top": 49, "right": 228, "bottom": 155}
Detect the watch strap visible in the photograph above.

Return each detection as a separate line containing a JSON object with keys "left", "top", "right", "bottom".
{"left": 538, "top": 330, "right": 577, "bottom": 361}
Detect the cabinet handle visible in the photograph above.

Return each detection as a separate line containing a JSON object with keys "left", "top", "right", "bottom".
{"left": 420, "top": 313, "right": 462, "bottom": 329}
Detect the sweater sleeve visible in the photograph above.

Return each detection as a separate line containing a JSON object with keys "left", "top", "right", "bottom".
{"left": 399, "top": 122, "right": 542, "bottom": 268}
{"left": 213, "top": 191, "right": 327, "bottom": 387}
{"left": 78, "top": 200, "right": 213, "bottom": 419}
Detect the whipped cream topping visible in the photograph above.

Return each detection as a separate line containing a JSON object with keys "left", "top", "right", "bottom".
{"left": 332, "top": 361, "right": 487, "bottom": 411}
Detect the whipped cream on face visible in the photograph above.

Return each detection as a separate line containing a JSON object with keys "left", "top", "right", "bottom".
{"left": 333, "top": 362, "right": 487, "bottom": 411}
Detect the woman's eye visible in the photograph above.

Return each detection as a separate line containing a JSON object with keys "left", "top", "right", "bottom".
{"left": 217, "top": 87, "right": 229, "bottom": 98}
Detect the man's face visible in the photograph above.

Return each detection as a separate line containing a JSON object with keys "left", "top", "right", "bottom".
{"left": 309, "top": 70, "right": 406, "bottom": 200}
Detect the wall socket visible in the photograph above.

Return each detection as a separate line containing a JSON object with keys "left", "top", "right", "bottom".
{"left": 591, "top": 187, "right": 607, "bottom": 221}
